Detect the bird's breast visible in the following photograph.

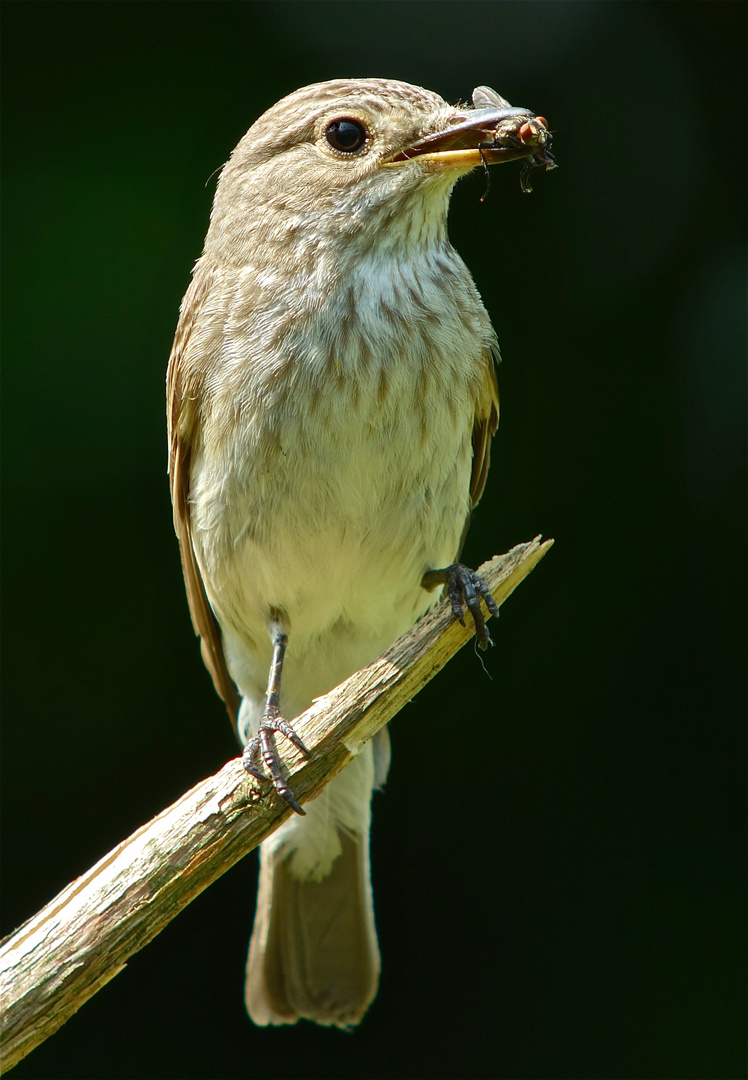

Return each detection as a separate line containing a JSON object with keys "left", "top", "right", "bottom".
{"left": 188, "top": 245, "right": 494, "bottom": 701}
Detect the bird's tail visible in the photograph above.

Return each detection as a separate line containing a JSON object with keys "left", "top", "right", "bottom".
{"left": 245, "top": 734, "right": 389, "bottom": 1028}
{"left": 245, "top": 824, "right": 380, "bottom": 1028}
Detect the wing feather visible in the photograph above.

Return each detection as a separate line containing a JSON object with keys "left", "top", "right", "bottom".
{"left": 456, "top": 347, "right": 499, "bottom": 560}
{"left": 167, "top": 268, "right": 241, "bottom": 728}
{"left": 470, "top": 346, "right": 500, "bottom": 509}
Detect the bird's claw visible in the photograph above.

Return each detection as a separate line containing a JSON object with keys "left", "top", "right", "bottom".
{"left": 242, "top": 706, "right": 309, "bottom": 816}
{"left": 423, "top": 562, "right": 499, "bottom": 650}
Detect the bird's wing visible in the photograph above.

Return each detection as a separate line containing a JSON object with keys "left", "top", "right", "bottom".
{"left": 454, "top": 346, "right": 499, "bottom": 562}
{"left": 167, "top": 269, "right": 241, "bottom": 729}
{"left": 469, "top": 346, "right": 500, "bottom": 509}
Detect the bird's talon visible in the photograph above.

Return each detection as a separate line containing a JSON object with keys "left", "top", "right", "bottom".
{"left": 242, "top": 708, "right": 307, "bottom": 815}
{"left": 242, "top": 755, "right": 267, "bottom": 784}
{"left": 424, "top": 562, "right": 498, "bottom": 645}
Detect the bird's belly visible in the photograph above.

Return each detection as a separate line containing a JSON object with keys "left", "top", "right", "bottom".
{"left": 191, "top": 376, "right": 477, "bottom": 714}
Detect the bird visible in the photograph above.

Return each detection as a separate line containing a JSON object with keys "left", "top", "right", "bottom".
{"left": 166, "top": 77, "right": 553, "bottom": 1030}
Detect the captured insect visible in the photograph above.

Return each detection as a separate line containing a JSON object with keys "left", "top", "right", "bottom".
{"left": 472, "top": 86, "right": 557, "bottom": 196}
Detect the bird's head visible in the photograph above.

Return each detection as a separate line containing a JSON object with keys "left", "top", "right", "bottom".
{"left": 204, "top": 78, "right": 551, "bottom": 263}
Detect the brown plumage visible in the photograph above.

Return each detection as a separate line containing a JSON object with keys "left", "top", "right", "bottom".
{"left": 166, "top": 77, "right": 543, "bottom": 1028}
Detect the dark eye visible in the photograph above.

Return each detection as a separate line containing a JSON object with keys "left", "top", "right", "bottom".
{"left": 324, "top": 118, "right": 368, "bottom": 154}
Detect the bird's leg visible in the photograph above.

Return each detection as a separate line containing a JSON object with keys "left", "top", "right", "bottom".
{"left": 422, "top": 563, "right": 500, "bottom": 650}
{"left": 241, "top": 626, "right": 309, "bottom": 816}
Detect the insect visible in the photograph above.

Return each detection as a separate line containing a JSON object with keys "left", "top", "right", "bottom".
{"left": 472, "top": 85, "right": 556, "bottom": 196}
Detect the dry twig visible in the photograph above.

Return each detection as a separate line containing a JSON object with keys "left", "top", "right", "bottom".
{"left": 0, "top": 537, "right": 552, "bottom": 1071}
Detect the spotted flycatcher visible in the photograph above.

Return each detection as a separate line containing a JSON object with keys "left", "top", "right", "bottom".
{"left": 167, "top": 78, "right": 553, "bottom": 1028}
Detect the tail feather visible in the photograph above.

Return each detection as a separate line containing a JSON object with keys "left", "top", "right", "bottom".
{"left": 245, "top": 829, "right": 380, "bottom": 1027}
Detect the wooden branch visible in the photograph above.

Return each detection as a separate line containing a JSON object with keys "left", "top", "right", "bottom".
{"left": 0, "top": 537, "right": 552, "bottom": 1071}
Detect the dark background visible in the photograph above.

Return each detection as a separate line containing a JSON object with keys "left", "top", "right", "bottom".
{"left": 2, "top": 3, "right": 745, "bottom": 1078}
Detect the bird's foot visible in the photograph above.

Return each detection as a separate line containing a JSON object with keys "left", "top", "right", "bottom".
{"left": 422, "top": 562, "right": 499, "bottom": 650}
{"left": 242, "top": 705, "right": 309, "bottom": 816}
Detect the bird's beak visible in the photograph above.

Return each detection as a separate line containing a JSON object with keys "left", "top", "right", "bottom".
{"left": 383, "top": 105, "right": 555, "bottom": 175}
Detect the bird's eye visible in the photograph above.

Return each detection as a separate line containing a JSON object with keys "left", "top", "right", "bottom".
{"left": 324, "top": 118, "right": 369, "bottom": 154}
